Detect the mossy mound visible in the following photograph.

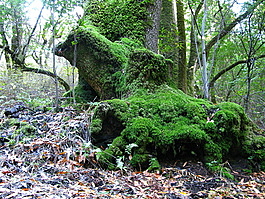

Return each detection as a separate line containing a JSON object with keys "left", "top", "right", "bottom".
{"left": 0, "top": 118, "right": 38, "bottom": 145}
{"left": 91, "top": 87, "right": 264, "bottom": 171}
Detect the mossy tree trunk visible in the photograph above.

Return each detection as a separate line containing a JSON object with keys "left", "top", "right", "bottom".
{"left": 159, "top": 0, "right": 179, "bottom": 85}
{"left": 176, "top": 0, "right": 187, "bottom": 93}
{"left": 54, "top": 0, "right": 264, "bottom": 172}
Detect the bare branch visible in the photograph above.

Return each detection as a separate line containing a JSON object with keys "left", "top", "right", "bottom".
{"left": 209, "top": 54, "right": 265, "bottom": 88}
{"left": 206, "top": 0, "right": 264, "bottom": 55}
{"left": 21, "top": 66, "right": 70, "bottom": 91}
{"left": 22, "top": 5, "right": 45, "bottom": 56}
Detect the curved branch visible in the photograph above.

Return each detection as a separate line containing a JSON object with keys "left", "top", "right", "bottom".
{"left": 209, "top": 54, "right": 265, "bottom": 88}
{"left": 205, "top": 0, "right": 264, "bottom": 55}
{"left": 21, "top": 66, "right": 70, "bottom": 91}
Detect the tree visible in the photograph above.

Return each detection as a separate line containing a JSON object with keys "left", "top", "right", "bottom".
{"left": 209, "top": 3, "right": 265, "bottom": 110}
{"left": 184, "top": 0, "right": 265, "bottom": 100}
{"left": 176, "top": 0, "right": 187, "bottom": 93}
{"left": 0, "top": 0, "right": 85, "bottom": 91}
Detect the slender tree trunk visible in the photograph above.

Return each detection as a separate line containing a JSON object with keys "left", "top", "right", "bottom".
{"left": 176, "top": 0, "right": 187, "bottom": 93}
{"left": 201, "top": 0, "right": 209, "bottom": 99}
{"left": 187, "top": 0, "right": 203, "bottom": 95}
{"left": 72, "top": 34, "right": 77, "bottom": 104}
{"left": 51, "top": 0, "right": 59, "bottom": 111}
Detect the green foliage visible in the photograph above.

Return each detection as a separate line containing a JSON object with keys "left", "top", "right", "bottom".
{"left": 148, "top": 157, "right": 160, "bottom": 171}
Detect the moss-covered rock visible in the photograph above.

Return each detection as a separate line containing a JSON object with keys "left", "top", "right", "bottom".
{"left": 90, "top": 87, "right": 263, "bottom": 171}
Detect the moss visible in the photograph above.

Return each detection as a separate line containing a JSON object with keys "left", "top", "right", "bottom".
{"left": 63, "top": 75, "right": 98, "bottom": 102}
{"left": 57, "top": 24, "right": 131, "bottom": 99}
{"left": 125, "top": 49, "right": 175, "bottom": 90}
{"left": 130, "top": 153, "right": 150, "bottom": 169}
{"left": 84, "top": 0, "right": 152, "bottom": 43}
{"left": 90, "top": 86, "right": 260, "bottom": 170}
{"left": 0, "top": 119, "right": 38, "bottom": 145}
{"left": 90, "top": 118, "right": 103, "bottom": 135}
{"left": 243, "top": 134, "right": 265, "bottom": 171}
{"left": 56, "top": 0, "right": 262, "bottom": 171}
{"left": 19, "top": 125, "right": 37, "bottom": 135}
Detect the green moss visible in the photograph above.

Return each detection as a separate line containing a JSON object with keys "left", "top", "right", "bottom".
{"left": 19, "top": 125, "right": 37, "bottom": 135}
{"left": 76, "top": 25, "right": 130, "bottom": 69}
{"left": 130, "top": 153, "right": 150, "bottom": 169}
{"left": 63, "top": 75, "right": 97, "bottom": 102}
{"left": 243, "top": 134, "right": 265, "bottom": 171}
{"left": 125, "top": 49, "right": 175, "bottom": 90}
{"left": 90, "top": 118, "right": 103, "bottom": 134}
{"left": 1, "top": 119, "right": 38, "bottom": 145}
{"left": 104, "top": 99, "right": 129, "bottom": 121}
{"left": 85, "top": 0, "right": 152, "bottom": 43}
{"left": 55, "top": 0, "right": 263, "bottom": 172}
{"left": 91, "top": 86, "right": 259, "bottom": 170}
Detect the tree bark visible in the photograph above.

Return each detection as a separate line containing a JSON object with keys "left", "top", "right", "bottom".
{"left": 201, "top": 0, "right": 209, "bottom": 99}
{"left": 176, "top": 0, "right": 187, "bottom": 93}
{"left": 145, "top": 0, "right": 162, "bottom": 53}
{"left": 187, "top": 1, "right": 203, "bottom": 94}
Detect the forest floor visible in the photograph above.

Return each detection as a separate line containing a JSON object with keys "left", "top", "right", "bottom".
{"left": 0, "top": 72, "right": 264, "bottom": 198}
{"left": 0, "top": 104, "right": 264, "bottom": 199}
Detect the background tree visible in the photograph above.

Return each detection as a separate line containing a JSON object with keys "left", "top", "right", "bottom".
{"left": 0, "top": 0, "right": 84, "bottom": 91}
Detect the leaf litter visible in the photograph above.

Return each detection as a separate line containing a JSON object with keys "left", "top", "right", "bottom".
{"left": 0, "top": 104, "right": 264, "bottom": 199}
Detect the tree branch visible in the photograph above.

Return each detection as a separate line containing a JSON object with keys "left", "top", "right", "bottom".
{"left": 22, "top": 5, "right": 45, "bottom": 56}
{"left": 209, "top": 54, "right": 265, "bottom": 88}
{"left": 205, "top": 0, "right": 264, "bottom": 55}
{"left": 21, "top": 66, "right": 70, "bottom": 91}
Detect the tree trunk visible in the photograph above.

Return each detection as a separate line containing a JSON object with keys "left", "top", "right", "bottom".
{"left": 145, "top": 0, "right": 162, "bottom": 53}
{"left": 176, "top": 0, "right": 187, "bottom": 93}
{"left": 201, "top": 0, "right": 209, "bottom": 99}
{"left": 187, "top": 0, "right": 203, "bottom": 95}
{"left": 159, "top": 0, "right": 179, "bottom": 83}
